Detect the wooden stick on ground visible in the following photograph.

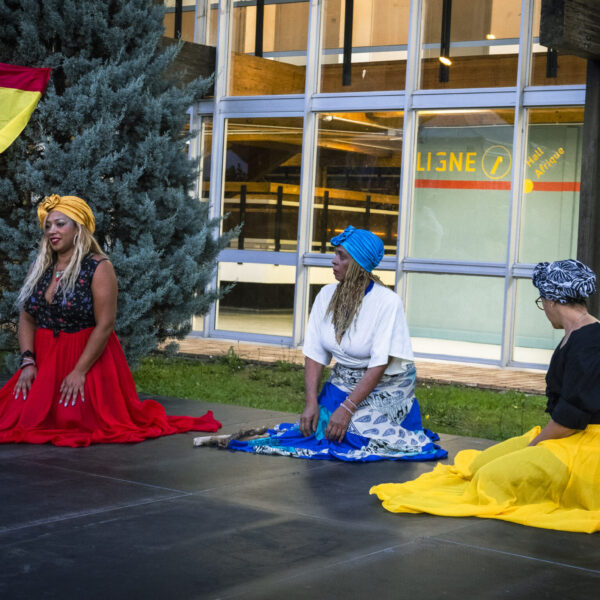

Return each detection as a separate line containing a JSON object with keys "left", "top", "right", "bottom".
{"left": 193, "top": 426, "right": 270, "bottom": 448}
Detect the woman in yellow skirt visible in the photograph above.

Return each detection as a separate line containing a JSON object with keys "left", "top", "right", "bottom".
{"left": 371, "top": 259, "right": 600, "bottom": 533}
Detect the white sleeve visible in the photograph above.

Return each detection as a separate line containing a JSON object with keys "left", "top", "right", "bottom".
{"left": 301, "top": 289, "right": 332, "bottom": 366}
{"left": 368, "top": 293, "right": 414, "bottom": 368}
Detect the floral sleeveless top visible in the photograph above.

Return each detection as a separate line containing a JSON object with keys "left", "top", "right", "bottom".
{"left": 24, "top": 254, "right": 108, "bottom": 335}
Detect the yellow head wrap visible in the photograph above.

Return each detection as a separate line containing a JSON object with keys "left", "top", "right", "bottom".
{"left": 37, "top": 194, "right": 96, "bottom": 234}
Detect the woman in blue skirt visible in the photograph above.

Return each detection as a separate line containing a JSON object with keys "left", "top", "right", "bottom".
{"left": 229, "top": 226, "right": 446, "bottom": 462}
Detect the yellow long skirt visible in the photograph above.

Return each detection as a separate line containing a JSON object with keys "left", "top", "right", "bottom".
{"left": 370, "top": 425, "right": 600, "bottom": 533}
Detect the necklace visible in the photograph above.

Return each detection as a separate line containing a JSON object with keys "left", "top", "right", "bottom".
{"left": 55, "top": 269, "right": 65, "bottom": 282}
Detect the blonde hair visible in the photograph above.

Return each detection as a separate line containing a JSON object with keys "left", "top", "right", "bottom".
{"left": 17, "top": 219, "right": 106, "bottom": 308}
{"left": 326, "top": 258, "right": 383, "bottom": 343}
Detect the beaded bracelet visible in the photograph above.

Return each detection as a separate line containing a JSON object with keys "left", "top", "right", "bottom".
{"left": 345, "top": 397, "right": 360, "bottom": 410}
{"left": 340, "top": 402, "right": 354, "bottom": 415}
{"left": 343, "top": 399, "right": 358, "bottom": 412}
{"left": 20, "top": 357, "right": 36, "bottom": 369}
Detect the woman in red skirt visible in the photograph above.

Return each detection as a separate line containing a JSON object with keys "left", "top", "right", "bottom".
{"left": 0, "top": 193, "right": 220, "bottom": 447}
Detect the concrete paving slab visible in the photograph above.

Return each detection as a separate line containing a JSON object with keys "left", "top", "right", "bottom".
{"left": 437, "top": 518, "right": 600, "bottom": 572}
{"left": 19, "top": 434, "right": 330, "bottom": 494}
{"left": 0, "top": 395, "right": 597, "bottom": 600}
{"left": 229, "top": 536, "right": 599, "bottom": 600}
{"left": 0, "top": 459, "right": 180, "bottom": 534}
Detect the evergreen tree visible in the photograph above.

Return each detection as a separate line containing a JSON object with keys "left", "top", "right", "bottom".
{"left": 0, "top": 0, "right": 231, "bottom": 366}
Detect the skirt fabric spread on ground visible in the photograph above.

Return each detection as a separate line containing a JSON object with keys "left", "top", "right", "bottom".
{"left": 370, "top": 425, "right": 600, "bottom": 533}
{"left": 0, "top": 327, "right": 221, "bottom": 447}
{"left": 228, "top": 362, "right": 447, "bottom": 462}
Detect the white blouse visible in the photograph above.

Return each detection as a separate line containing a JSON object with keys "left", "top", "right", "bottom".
{"left": 302, "top": 283, "right": 414, "bottom": 375}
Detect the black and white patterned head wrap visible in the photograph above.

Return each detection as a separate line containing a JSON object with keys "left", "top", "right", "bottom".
{"left": 532, "top": 259, "right": 597, "bottom": 303}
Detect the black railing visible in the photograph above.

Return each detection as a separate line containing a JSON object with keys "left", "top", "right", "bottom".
{"left": 439, "top": 0, "right": 452, "bottom": 83}
{"left": 363, "top": 194, "right": 371, "bottom": 229}
{"left": 255, "top": 0, "right": 265, "bottom": 57}
{"left": 174, "top": 0, "right": 182, "bottom": 38}
{"left": 320, "top": 190, "right": 330, "bottom": 252}
{"left": 342, "top": 0, "right": 354, "bottom": 86}
{"left": 274, "top": 185, "right": 284, "bottom": 251}
{"left": 238, "top": 184, "right": 247, "bottom": 250}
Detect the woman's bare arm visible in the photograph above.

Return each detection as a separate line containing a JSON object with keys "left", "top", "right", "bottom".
{"left": 529, "top": 419, "right": 576, "bottom": 446}
{"left": 299, "top": 357, "right": 325, "bottom": 436}
{"left": 13, "top": 311, "right": 38, "bottom": 400}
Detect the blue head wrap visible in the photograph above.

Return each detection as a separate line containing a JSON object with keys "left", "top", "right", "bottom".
{"left": 330, "top": 226, "right": 384, "bottom": 273}
{"left": 532, "top": 259, "right": 597, "bottom": 303}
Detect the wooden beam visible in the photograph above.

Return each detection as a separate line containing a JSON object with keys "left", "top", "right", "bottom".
{"left": 577, "top": 59, "right": 600, "bottom": 317}
{"left": 229, "top": 51, "right": 586, "bottom": 96}
{"left": 231, "top": 53, "right": 305, "bottom": 95}
{"left": 161, "top": 37, "right": 216, "bottom": 88}
{"left": 540, "top": 0, "right": 600, "bottom": 60}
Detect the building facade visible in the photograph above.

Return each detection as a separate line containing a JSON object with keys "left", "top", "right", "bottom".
{"left": 165, "top": 0, "right": 587, "bottom": 369}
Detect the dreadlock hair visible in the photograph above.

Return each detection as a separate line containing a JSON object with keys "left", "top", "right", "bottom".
{"left": 326, "top": 257, "right": 384, "bottom": 343}
{"left": 17, "top": 221, "right": 106, "bottom": 309}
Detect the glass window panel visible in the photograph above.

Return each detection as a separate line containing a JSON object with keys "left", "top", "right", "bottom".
{"left": 198, "top": 117, "right": 212, "bottom": 202}
{"left": 229, "top": 0, "right": 309, "bottom": 96}
{"left": 319, "top": 0, "right": 410, "bottom": 93}
{"left": 163, "top": 1, "right": 199, "bottom": 42}
{"left": 530, "top": 0, "right": 587, "bottom": 86}
{"left": 206, "top": 1, "right": 219, "bottom": 46}
{"left": 420, "top": 0, "right": 521, "bottom": 89}
{"left": 191, "top": 116, "right": 214, "bottom": 333}
{"left": 307, "top": 265, "right": 396, "bottom": 313}
{"left": 409, "top": 109, "right": 513, "bottom": 261}
{"left": 405, "top": 273, "right": 505, "bottom": 361}
{"left": 518, "top": 107, "right": 582, "bottom": 264}
{"left": 513, "top": 279, "right": 561, "bottom": 365}
{"left": 223, "top": 117, "right": 303, "bottom": 252}
{"left": 312, "top": 112, "right": 403, "bottom": 255}
{"left": 216, "top": 262, "right": 295, "bottom": 337}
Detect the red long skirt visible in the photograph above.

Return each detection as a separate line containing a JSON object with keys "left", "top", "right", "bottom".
{"left": 0, "top": 328, "right": 221, "bottom": 447}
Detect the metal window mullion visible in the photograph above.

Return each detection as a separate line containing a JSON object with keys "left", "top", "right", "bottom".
{"left": 255, "top": 0, "right": 265, "bottom": 57}
{"left": 175, "top": 0, "right": 183, "bottom": 38}
{"left": 291, "top": 0, "right": 321, "bottom": 348}
{"left": 292, "top": 112, "right": 318, "bottom": 347}
{"left": 188, "top": 107, "right": 202, "bottom": 201}
{"left": 187, "top": 105, "right": 206, "bottom": 334}
{"left": 342, "top": 0, "right": 354, "bottom": 87}
{"left": 216, "top": 1, "right": 233, "bottom": 99}
{"left": 308, "top": 0, "right": 323, "bottom": 97}
{"left": 194, "top": 0, "right": 206, "bottom": 44}
{"left": 204, "top": 1, "right": 232, "bottom": 337}
{"left": 396, "top": 0, "right": 423, "bottom": 298}
{"left": 500, "top": 0, "right": 535, "bottom": 366}
{"left": 204, "top": 110, "right": 227, "bottom": 337}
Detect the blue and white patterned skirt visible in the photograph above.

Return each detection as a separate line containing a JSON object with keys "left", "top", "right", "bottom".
{"left": 228, "top": 362, "right": 447, "bottom": 462}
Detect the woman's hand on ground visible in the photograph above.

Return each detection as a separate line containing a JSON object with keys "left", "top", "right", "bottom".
{"left": 13, "top": 365, "right": 37, "bottom": 400}
{"left": 325, "top": 406, "right": 352, "bottom": 442}
{"left": 299, "top": 403, "right": 320, "bottom": 436}
{"left": 59, "top": 370, "right": 86, "bottom": 406}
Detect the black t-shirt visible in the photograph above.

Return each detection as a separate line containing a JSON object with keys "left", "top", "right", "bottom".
{"left": 545, "top": 322, "right": 600, "bottom": 429}
{"left": 24, "top": 254, "right": 107, "bottom": 335}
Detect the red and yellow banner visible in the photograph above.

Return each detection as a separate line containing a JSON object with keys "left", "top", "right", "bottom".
{"left": 0, "top": 62, "right": 51, "bottom": 153}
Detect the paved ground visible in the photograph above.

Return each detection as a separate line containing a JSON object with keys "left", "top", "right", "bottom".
{"left": 175, "top": 337, "right": 547, "bottom": 395}
{"left": 1, "top": 395, "right": 598, "bottom": 600}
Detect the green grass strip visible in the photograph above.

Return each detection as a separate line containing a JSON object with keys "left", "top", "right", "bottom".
{"left": 133, "top": 353, "right": 549, "bottom": 441}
